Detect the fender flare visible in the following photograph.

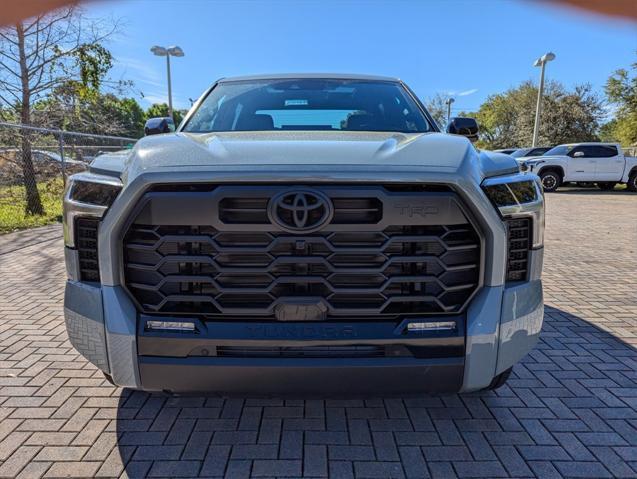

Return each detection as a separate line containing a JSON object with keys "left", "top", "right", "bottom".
{"left": 537, "top": 165, "right": 565, "bottom": 179}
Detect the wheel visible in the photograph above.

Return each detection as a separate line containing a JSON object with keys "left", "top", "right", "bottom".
{"left": 539, "top": 171, "right": 561, "bottom": 192}
{"left": 484, "top": 367, "right": 513, "bottom": 390}
{"left": 597, "top": 182, "right": 617, "bottom": 191}
{"left": 627, "top": 173, "right": 637, "bottom": 192}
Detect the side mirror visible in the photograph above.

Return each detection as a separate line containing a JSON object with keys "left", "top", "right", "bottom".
{"left": 573, "top": 151, "right": 584, "bottom": 158}
{"left": 446, "top": 117, "right": 479, "bottom": 142}
{"left": 144, "top": 117, "right": 175, "bottom": 136}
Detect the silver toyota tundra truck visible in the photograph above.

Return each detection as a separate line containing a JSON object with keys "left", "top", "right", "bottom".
{"left": 63, "top": 74, "right": 544, "bottom": 394}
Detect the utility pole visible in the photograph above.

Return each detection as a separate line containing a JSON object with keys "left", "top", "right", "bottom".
{"left": 166, "top": 54, "right": 173, "bottom": 119}
{"left": 532, "top": 52, "right": 556, "bottom": 147}
{"left": 445, "top": 97, "right": 455, "bottom": 126}
{"left": 150, "top": 45, "right": 185, "bottom": 120}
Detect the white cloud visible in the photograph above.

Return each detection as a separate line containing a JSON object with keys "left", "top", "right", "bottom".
{"left": 444, "top": 88, "right": 478, "bottom": 97}
{"left": 141, "top": 93, "right": 168, "bottom": 104}
{"left": 114, "top": 55, "right": 189, "bottom": 109}
{"left": 141, "top": 92, "right": 190, "bottom": 110}
{"left": 458, "top": 88, "right": 478, "bottom": 97}
{"left": 115, "top": 56, "right": 163, "bottom": 88}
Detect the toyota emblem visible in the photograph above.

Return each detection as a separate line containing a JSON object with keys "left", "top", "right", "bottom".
{"left": 268, "top": 189, "right": 334, "bottom": 233}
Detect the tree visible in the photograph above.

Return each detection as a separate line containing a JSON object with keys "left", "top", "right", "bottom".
{"left": 146, "top": 103, "right": 187, "bottom": 128}
{"left": 0, "top": 7, "right": 116, "bottom": 214}
{"left": 34, "top": 90, "right": 146, "bottom": 138}
{"left": 424, "top": 93, "right": 450, "bottom": 129}
{"left": 467, "top": 80, "right": 604, "bottom": 150}
{"left": 113, "top": 97, "right": 147, "bottom": 138}
{"left": 603, "top": 53, "right": 637, "bottom": 145}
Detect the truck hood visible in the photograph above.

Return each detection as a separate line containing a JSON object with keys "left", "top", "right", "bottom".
{"left": 91, "top": 131, "right": 519, "bottom": 183}
{"left": 128, "top": 131, "right": 471, "bottom": 171}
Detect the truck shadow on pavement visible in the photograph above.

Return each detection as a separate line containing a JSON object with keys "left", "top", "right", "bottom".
{"left": 114, "top": 305, "right": 637, "bottom": 478}
{"left": 552, "top": 187, "right": 635, "bottom": 195}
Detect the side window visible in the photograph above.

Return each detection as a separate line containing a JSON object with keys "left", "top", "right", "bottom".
{"left": 568, "top": 146, "right": 592, "bottom": 158}
{"left": 569, "top": 145, "right": 618, "bottom": 159}
{"left": 529, "top": 148, "right": 547, "bottom": 156}
{"left": 592, "top": 145, "right": 618, "bottom": 158}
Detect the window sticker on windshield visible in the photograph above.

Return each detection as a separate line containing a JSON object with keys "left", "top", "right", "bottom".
{"left": 285, "top": 99, "right": 308, "bottom": 106}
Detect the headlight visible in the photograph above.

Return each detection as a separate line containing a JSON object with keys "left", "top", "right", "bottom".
{"left": 522, "top": 159, "right": 544, "bottom": 172}
{"left": 482, "top": 174, "right": 544, "bottom": 248}
{"left": 69, "top": 178, "right": 121, "bottom": 206}
{"left": 63, "top": 172, "right": 122, "bottom": 247}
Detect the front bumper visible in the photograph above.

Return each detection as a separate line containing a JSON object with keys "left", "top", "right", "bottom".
{"left": 64, "top": 252, "right": 543, "bottom": 394}
{"left": 136, "top": 315, "right": 465, "bottom": 394}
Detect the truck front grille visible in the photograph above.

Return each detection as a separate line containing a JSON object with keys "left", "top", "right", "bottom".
{"left": 122, "top": 185, "right": 481, "bottom": 319}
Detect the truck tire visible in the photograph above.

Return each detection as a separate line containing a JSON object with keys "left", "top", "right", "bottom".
{"left": 484, "top": 367, "right": 513, "bottom": 390}
{"left": 539, "top": 171, "right": 561, "bottom": 192}
{"left": 627, "top": 173, "right": 637, "bottom": 192}
{"left": 597, "top": 182, "right": 617, "bottom": 191}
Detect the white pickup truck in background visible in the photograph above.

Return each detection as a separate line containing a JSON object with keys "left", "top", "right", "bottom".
{"left": 521, "top": 142, "right": 637, "bottom": 192}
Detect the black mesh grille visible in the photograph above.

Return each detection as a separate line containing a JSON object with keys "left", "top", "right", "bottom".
{"left": 124, "top": 231, "right": 480, "bottom": 318}
{"left": 76, "top": 218, "right": 100, "bottom": 282}
{"left": 506, "top": 217, "right": 531, "bottom": 282}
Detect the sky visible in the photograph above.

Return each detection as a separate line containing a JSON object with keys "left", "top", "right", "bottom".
{"left": 86, "top": 0, "right": 637, "bottom": 113}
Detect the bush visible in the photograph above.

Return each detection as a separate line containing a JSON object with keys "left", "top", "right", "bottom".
{"left": 0, "top": 178, "right": 65, "bottom": 234}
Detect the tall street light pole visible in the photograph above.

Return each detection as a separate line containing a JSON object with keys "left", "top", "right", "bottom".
{"left": 150, "top": 45, "right": 185, "bottom": 119}
{"left": 445, "top": 97, "right": 455, "bottom": 126}
{"left": 532, "top": 52, "right": 556, "bottom": 147}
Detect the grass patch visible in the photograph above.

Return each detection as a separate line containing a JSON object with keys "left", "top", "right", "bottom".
{"left": 0, "top": 178, "right": 65, "bottom": 234}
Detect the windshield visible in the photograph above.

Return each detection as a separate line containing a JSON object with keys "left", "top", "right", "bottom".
{"left": 182, "top": 78, "right": 433, "bottom": 133}
{"left": 511, "top": 149, "right": 529, "bottom": 158}
{"left": 543, "top": 145, "right": 573, "bottom": 156}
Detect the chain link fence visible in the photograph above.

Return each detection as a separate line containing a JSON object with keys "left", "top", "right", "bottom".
{"left": 0, "top": 122, "right": 137, "bottom": 234}
{"left": 625, "top": 146, "right": 637, "bottom": 158}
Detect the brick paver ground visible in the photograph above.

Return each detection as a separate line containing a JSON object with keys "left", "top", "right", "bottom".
{"left": 0, "top": 188, "right": 636, "bottom": 478}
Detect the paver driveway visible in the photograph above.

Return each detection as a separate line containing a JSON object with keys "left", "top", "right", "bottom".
{"left": 0, "top": 189, "right": 636, "bottom": 479}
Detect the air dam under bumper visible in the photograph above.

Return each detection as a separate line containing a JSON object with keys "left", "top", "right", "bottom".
{"left": 137, "top": 317, "right": 465, "bottom": 394}
{"left": 139, "top": 356, "right": 463, "bottom": 395}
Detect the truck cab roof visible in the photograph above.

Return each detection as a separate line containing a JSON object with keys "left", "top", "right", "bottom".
{"left": 218, "top": 73, "right": 401, "bottom": 83}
